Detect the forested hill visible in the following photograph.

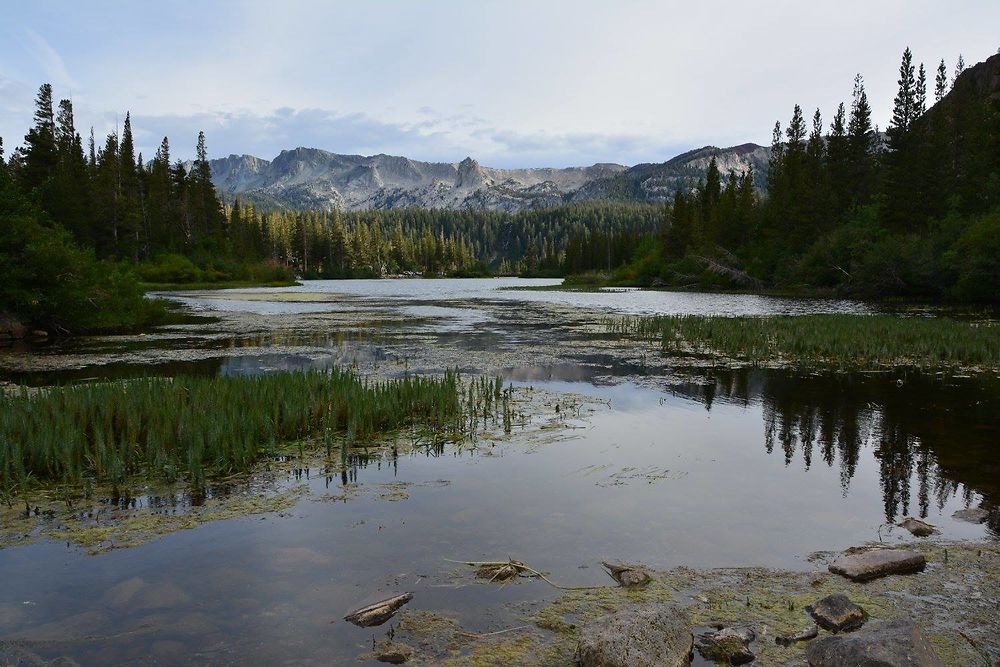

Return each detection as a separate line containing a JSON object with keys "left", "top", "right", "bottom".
{"left": 618, "top": 50, "right": 999, "bottom": 302}
{"left": 202, "top": 143, "right": 766, "bottom": 213}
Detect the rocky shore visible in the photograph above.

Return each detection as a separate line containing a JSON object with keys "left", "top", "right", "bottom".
{"left": 370, "top": 541, "right": 998, "bottom": 666}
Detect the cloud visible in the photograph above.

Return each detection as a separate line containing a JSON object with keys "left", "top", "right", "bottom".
{"left": 21, "top": 28, "right": 75, "bottom": 89}
{"left": 112, "top": 105, "right": 696, "bottom": 169}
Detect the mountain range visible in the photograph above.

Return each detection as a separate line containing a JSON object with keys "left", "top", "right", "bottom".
{"left": 203, "top": 143, "right": 769, "bottom": 212}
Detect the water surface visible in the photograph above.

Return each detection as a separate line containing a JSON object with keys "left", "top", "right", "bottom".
{"left": 0, "top": 280, "right": 994, "bottom": 665}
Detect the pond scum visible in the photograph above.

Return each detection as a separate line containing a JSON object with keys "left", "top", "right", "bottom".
{"left": 608, "top": 314, "right": 999, "bottom": 368}
{"left": 0, "top": 369, "right": 512, "bottom": 507}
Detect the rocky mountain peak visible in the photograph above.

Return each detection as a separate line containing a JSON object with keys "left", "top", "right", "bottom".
{"left": 205, "top": 144, "right": 767, "bottom": 212}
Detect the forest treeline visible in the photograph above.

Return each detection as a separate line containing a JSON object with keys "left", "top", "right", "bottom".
{"left": 212, "top": 201, "right": 660, "bottom": 279}
{"left": 620, "top": 50, "right": 998, "bottom": 301}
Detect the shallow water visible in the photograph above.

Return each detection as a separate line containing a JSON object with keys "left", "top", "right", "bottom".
{"left": 0, "top": 280, "right": 995, "bottom": 665}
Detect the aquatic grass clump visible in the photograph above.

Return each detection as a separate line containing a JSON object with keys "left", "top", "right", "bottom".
{"left": 608, "top": 314, "right": 999, "bottom": 368}
{"left": 0, "top": 369, "right": 486, "bottom": 501}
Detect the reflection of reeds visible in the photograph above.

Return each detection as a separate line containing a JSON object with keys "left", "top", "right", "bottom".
{"left": 608, "top": 314, "right": 998, "bottom": 368}
{"left": 0, "top": 369, "right": 514, "bottom": 504}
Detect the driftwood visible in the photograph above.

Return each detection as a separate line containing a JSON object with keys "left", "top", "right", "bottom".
{"left": 775, "top": 624, "right": 819, "bottom": 647}
{"left": 344, "top": 592, "right": 413, "bottom": 627}
{"left": 446, "top": 558, "right": 609, "bottom": 591}
{"left": 693, "top": 255, "right": 764, "bottom": 289}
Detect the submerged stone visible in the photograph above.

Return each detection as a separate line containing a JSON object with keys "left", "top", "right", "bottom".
{"left": 828, "top": 548, "right": 926, "bottom": 582}
{"left": 805, "top": 593, "right": 868, "bottom": 632}
{"left": 952, "top": 507, "right": 990, "bottom": 524}
{"left": 375, "top": 642, "right": 413, "bottom": 664}
{"left": 804, "top": 619, "right": 944, "bottom": 666}
{"left": 577, "top": 603, "right": 692, "bottom": 667}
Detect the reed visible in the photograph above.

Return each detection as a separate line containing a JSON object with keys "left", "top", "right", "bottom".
{"left": 608, "top": 314, "right": 999, "bottom": 368}
{"left": 0, "top": 369, "right": 511, "bottom": 502}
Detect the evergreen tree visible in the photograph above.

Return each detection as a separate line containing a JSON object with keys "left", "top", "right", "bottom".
{"left": 16, "top": 84, "right": 58, "bottom": 193}
{"left": 827, "top": 102, "right": 850, "bottom": 216}
{"left": 915, "top": 63, "right": 927, "bottom": 116}
{"left": 847, "top": 74, "right": 876, "bottom": 206}
{"left": 952, "top": 54, "right": 965, "bottom": 85}
{"left": 117, "top": 113, "right": 142, "bottom": 261}
{"left": 888, "top": 48, "right": 917, "bottom": 143}
{"left": 934, "top": 59, "right": 948, "bottom": 103}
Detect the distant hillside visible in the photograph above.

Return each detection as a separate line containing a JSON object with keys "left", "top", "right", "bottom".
{"left": 569, "top": 143, "right": 769, "bottom": 204}
{"left": 204, "top": 144, "right": 767, "bottom": 212}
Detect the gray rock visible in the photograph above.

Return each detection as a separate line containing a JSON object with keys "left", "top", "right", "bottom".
{"left": 897, "top": 518, "right": 937, "bottom": 537}
{"left": 577, "top": 603, "right": 692, "bottom": 667}
{"left": 829, "top": 548, "right": 926, "bottom": 582}
{"left": 806, "top": 594, "right": 868, "bottom": 632}
{"left": 696, "top": 626, "right": 755, "bottom": 664}
{"left": 805, "top": 619, "right": 944, "bottom": 666}
{"left": 602, "top": 561, "right": 652, "bottom": 588}
{"left": 952, "top": 507, "right": 990, "bottom": 524}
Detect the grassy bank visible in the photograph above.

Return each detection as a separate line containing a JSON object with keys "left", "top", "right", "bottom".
{"left": 0, "top": 370, "right": 508, "bottom": 502}
{"left": 141, "top": 279, "right": 299, "bottom": 291}
{"left": 609, "top": 314, "right": 999, "bottom": 368}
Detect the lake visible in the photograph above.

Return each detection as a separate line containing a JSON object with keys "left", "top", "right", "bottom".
{"left": 0, "top": 279, "right": 995, "bottom": 665}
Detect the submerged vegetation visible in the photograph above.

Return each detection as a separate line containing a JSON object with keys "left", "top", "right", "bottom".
{"left": 610, "top": 314, "right": 999, "bottom": 368}
{"left": 0, "top": 369, "right": 511, "bottom": 504}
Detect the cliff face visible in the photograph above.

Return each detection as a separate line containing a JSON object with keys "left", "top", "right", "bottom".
{"left": 205, "top": 144, "right": 767, "bottom": 211}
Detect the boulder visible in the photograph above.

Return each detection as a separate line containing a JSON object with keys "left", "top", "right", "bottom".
{"left": 695, "top": 626, "right": 755, "bottom": 665}
{"left": 577, "top": 604, "right": 692, "bottom": 667}
{"left": 828, "top": 548, "right": 926, "bottom": 582}
{"left": 805, "top": 619, "right": 944, "bottom": 666}
{"left": 602, "top": 561, "right": 652, "bottom": 588}
{"left": 806, "top": 594, "right": 868, "bottom": 633}
{"left": 0, "top": 314, "right": 28, "bottom": 340}
{"left": 897, "top": 518, "right": 937, "bottom": 537}
{"left": 952, "top": 507, "right": 990, "bottom": 524}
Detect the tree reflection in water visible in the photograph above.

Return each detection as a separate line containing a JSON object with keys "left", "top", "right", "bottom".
{"left": 668, "top": 368, "right": 999, "bottom": 530}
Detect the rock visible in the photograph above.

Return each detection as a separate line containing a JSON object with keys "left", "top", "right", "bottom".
{"left": 344, "top": 592, "right": 413, "bottom": 627}
{"left": 776, "top": 625, "right": 819, "bottom": 647}
{"left": 375, "top": 642, "right": 413, "bottom": 664}
{"left": 30, "top": 329, "right": 49, "bottom": 339}
{"left": 601, "top": 561, "right": 652, "bottom": 588}
{"left": 952, "top": 507, "right": 990, "bottom": 524}
{"left": 577, "top": 603, "right": 692, "bottom": 667}
{"left": 828, "top": 548, "right": 926, "bottom": 582}
{"left": 805, "top": 619, "right": 944, "bottom": 666}
{"left": 131, "top": 581, "right": 191, "bottom": 611}
{"left": 806, "top": 594, "right": 868, "bottom": 632}
{"left": 696, "top": 626, "right": 755, "bottom": 665}
{"left": 0, "top": 313, "right": 28, "bottom": 340}
{"left": 897, "top": 517, "right": 937, "bottom": 537}
{"left": 103, "top": 576, "right": 147, "bottom": 608}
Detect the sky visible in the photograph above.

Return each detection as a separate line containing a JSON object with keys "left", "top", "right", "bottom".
{"left": 1, "top": 1, "right": 997, "bottom": 168}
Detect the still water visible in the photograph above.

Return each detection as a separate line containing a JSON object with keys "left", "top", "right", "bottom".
{"left": 0, "top": 280, "right": 995, "bottom": 665}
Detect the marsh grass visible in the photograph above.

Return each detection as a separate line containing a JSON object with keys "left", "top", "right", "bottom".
{"left": 608, "top": 314, "right": 999, "bottom": 368}
{"left": 0, "top": 369, "right": 512, "bottom": 505}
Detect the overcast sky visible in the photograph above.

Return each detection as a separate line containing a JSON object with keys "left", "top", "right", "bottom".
{"left": 1, "top": 1, "right": 997, "bottom": 168}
